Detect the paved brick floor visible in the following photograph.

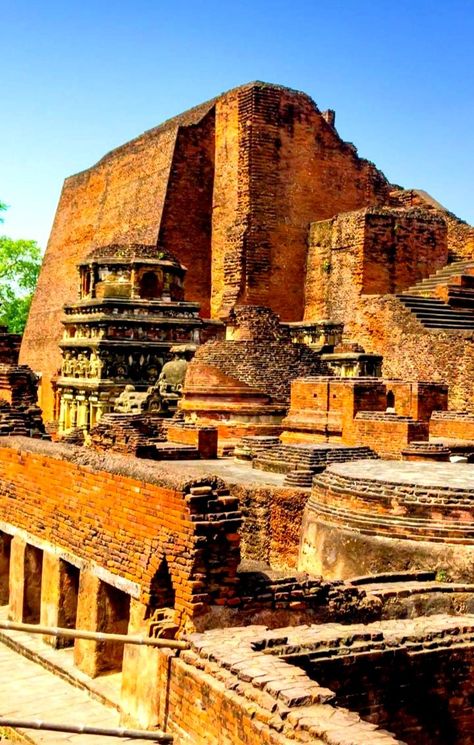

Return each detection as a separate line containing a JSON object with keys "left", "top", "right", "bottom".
{"left": 0, "top": 639, "right": 160, "bottom": 744}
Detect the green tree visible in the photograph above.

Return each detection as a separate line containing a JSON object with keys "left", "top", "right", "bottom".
{"left": 0, "top": 201, "right": 42, "bottom": 333}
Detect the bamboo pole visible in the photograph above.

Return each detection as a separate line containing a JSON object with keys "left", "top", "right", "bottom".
{"left": 0, "top": 718, "right": 173, "bottom": 741}
{"left": 0, "top": 620, "right": 188, "bottom": 649}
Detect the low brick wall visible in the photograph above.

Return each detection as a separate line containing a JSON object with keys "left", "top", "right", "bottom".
{"left": 123, "top": 620, "right": 424, "bottom": 743}
{"left": 128, "top": 615, "right": 474, "bottom": 743}
{"left": 354, "top": 412, "right": 428, "bottom": 459}
{"left": 272, "top": 615, "right": 474, "bottom": 745}
{"left": 0, "top": 438, "right": 383, "bottom": 633}
{"left": 167, "top": 423, "right": 218, "bottom": 458}
{"left": 430, "top": 410, "right": 474, "bottom": 443}
{"left": 233, "top": 483, "right": 308, "bottom": 569}
{"left": 0, "top": 437, "right": 240, "bottom": 624}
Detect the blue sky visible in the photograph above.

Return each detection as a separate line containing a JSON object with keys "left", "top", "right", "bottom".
{"left": 1, "top": 0, "right": 473, "bottom": 249}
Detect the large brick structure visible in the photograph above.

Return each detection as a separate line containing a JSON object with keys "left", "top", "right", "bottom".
{"left": 5, "top": 81, "right": 474, "bottom": 744}
{"left": 21, "top": 82, "right": 396, "bottom": 421}
{"left": 21, "top": 82, "right": 474, "bottom": 422}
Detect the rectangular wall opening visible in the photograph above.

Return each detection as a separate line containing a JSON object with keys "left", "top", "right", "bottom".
{"left": 0, "top": 532, "right": 12, "bottom": 605}
{"left": 23, "top": 544, "right": 43, "bottom": 623}
{"left": 99, "top": 582, "right": 131, "bottom": 674}
{"left": 58, "top": 560, "right": 80, "bottom": 648}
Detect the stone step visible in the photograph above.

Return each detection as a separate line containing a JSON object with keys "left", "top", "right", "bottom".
{"left": 397, "top": 294, "right": 474, "bottom": 329}
{"left": 154, "top": 443, "right": 200, "bottom": 460}
{"left": 400, "top": 296, "right": 456, "bottom": 306}
{"left": 401, "top": 316, "right": 474, "bottom": 327}
{"left": 400, "top": 307, "right": 474, "bottom": 320}
{"left": 283, "top": 469, "right": 314, "bottom": 488}
{"left": 423, "top": 322, "right": 474, "bottom": 329}
{"left": 401, "top": 260, "right": 474, "bottom": 298}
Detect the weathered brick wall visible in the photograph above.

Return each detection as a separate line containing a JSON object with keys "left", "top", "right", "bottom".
{"left": 353, "top": 413, "right": 428, "bottom": 458}
{"left": 122, "top": 622, "right": 408, "bottom": 743}
{"left": 363, "top": 209, "right": 447, "bottom": 292}
{"left": 0, "top": 364, "right": 41, "bottom": 408}
{"left": 281, "top": 616, "right": 474, "bottom": 745}
{"left": 0, "top": 328, "right": 21, "bottom": 365}
{"left": 344, "top": 295, "right": 474, "bottom": 410}
{"left": 162, "top": 654, "right": 293, "bottom": 745}
{"left": 232, "top": 482, "right": 309, "bottom": 569}
{"left": 0, "top": 438, "right": 241, "bottom": 624}
{"left": 390, "top": 188, "right": 474, "bottom": 261}
{"left": 446, "top": 218, "right": 474, "bottom": 260}
{"left": 305, "top": 212, "right": 365, "bottom": 322}
{"left": 212, "top": 84, "right": 393, "bottom": 321}
{"left": 20, "top": 98, "right": 216, "bottom": 420}
{"left": 281, "top": 377, "right": 387, "bottom": 442}
{"left": 302, "top": 208, "right": 474, "bottom": 408}
{"left": 307, "top": 645, "right": 474, "bottom": 744}
{"left": 137, "top": 621, "right": 430, "bottom": 744}
{"left": 157, "top": 108, "right": 215, "bottom": 317}
{"left": 385, "top": 380, "right": 448, "bottom": 421}
{"left": 0, "top": 364, "right": 48, "bottom": 438}
{"left": 304, "top": 208, "right": 448, "bottom": 321}
{"left": 430, "top": 410, "right": 474, "bottom": 441}
{"left": 281, "top": 377, "right": 447, "bottom": 456}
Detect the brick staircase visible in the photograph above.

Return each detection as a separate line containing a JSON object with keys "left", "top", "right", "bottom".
{"left": 397, "top": 259, "right": 474, "bottom": 329}
{"left": 253, "top": 443, "right": 378, "bottom": 487}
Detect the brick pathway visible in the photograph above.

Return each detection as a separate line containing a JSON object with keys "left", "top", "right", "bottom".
{"left": 0, "top": 640, "right": 159, "bottom": 744}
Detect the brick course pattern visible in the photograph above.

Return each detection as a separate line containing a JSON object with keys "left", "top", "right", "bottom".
{"left": 0, "top": 438, "right": 389, "bottom": 630}
{"left": 430, "top": 410, "right": 474, "bottom": 443}
{"left": 187, "top": 307, "right": 328, "bottom": 405}
{"left": 280, "top": 377, "right": 447, "bottom": 458}
{"left": 153, "top": 615, "right": 474, "bottom": 744}
{"left": 345, "top": 295, "right": 474, "bottom": 410}
{"left": 0, "top": 327, "right": 21, "bottom": 365}
{"left": 0, "top": 438, "right": 241, "bottom": 626}
{"left": 21, "top": 81, "right": 395, "bottom": 420}
{"left": 304, "top": 208, "right": 448, "bottom": 321}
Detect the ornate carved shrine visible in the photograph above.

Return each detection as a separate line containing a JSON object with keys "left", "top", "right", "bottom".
{"left": 56, "top": 244, "right": 201, "bottom": 434}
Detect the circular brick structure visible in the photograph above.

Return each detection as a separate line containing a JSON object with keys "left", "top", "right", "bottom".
{"left": 299, "top": 459, "right": 474, "bottom": 581}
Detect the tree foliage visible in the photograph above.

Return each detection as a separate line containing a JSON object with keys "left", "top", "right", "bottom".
{"left": 0, "top": 201, "right": 42, "bottom": 333}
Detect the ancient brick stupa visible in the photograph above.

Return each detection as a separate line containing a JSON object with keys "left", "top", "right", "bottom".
{"left": 56, "top": 244, "right": 202, "bottom": 434}
{"left": 0, "top": 326, "right": 48, "bottom": 439}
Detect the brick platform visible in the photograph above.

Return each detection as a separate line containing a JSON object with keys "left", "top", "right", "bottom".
{"left": 300, "top": 460, "right": 474, "bottom": 581}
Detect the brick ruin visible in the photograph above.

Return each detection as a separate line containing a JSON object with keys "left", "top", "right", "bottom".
{"left": 2, "top": 81, "right": 474, "bottom": 744}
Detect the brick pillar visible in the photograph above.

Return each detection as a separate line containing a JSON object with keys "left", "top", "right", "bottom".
{"left": 0, "top": 533, "right": 12, "bottom": 605}
{"left": 8, "top": 537, "right": 43, "bottom": 623}
{"left": 120, "top": 599, "right": 170, "bottom": 729}
{"left": 74, "top": 571, "right": 131, "bottom": 678}
{"left": 40, "top": 553, "right": 79, "bottom": 647}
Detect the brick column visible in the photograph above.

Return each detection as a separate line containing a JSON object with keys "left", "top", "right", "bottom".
{"left": 8, "top": 537, "right": 43, "bottom": 623}
{"left": 120, "top": 599, "right": 170, "bottom": 729}
{"left": 40, "top": 553, "right": 79, "bottom": 647}
{"left": 74, "top": 570, "right": 130, "bottom": 678}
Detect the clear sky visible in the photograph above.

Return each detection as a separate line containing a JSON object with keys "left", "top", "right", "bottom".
{"left": 1, "top": 0, "right": 473, "bottom": 249}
